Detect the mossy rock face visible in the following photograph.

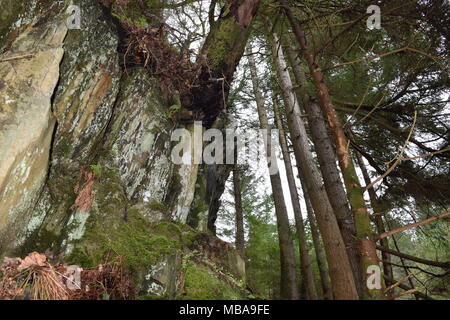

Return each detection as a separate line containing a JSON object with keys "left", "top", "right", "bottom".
{"left": 182, "top": 263, "right": 245, "bottom": 300}
{"left": 64, "top": 209, "right": 248, "bottom": 300}
{"left": 0, "top": 0, "right": 246, "bottom": 300}
{"left": 191, "top": 233, "right": 246, "bottom": 281}
{"left": 0, "top": 0, "right": 68, "bottom": 51}
{"left": 102, "top": 68, "right": 174, "bottom": 204}
{"left": 66, "top": 210, "right": 195, "bottom": 273}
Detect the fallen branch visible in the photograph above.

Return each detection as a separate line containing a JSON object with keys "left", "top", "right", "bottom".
{"left": 391, "top": 288, "right": 418, "bottom": 300}
{"left": 374, "top": 210, "right": 450, "bottom": 241}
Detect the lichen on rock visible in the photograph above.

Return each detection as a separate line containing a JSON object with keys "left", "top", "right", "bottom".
{"left": 0, "top": 0, "right": 247, "bottom": 300}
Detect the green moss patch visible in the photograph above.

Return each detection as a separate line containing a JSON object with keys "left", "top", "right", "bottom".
{"left": 182, "top": 263, "right": 244, "bottom": 300}
{"left": 67, "top": 211, "right": 196, "bottom": 275}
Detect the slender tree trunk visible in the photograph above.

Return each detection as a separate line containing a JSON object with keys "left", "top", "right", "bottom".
{"left": 273, "top": 99, "right": 318, "bottom": 300}
{"left": 277, "top": 105, "right": 332, "bottom": 299}
{"left": 354, "top": 151, "right": 394, "bottom": 286}
{"left": 248, "top": 52, "right": 299, "bottom": 300}
{"left": 282, "top": 2, "right": 384, "bottom": 299}
{"left": 269, "top": 31, "right": 358, "bottom": 300}
{"left": 233, "top": 166, "right": 245, "bottom": 258}
{"left": 233, "top": 164, "right": 245, "bottom": 258}
{"left": 301, "top": 178, "right": 334, "bottom": 300}
{"left": 285, "top": 45, "right": 364, "bottom": 297}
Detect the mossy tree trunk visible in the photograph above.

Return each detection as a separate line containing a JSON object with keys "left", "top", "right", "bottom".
{"left": 354, "top": 151, "right": 394, "bottom": 288}
{"left": 188, "top": 0, "right": 261, "bottom": 126}
{"left": 281, "top": 1, "right": 385, "bottom": 299}
{"left": 285, "top": 45, "right": 364, "bottom": 297}
{"left": 270, "top": 30, "right": 358, "bottom": 300}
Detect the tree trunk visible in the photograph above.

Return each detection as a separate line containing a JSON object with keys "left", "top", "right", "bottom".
{"left": 192, "top": 0, "right": 261, "bottom": 126}
{"left": 302, "top": 186, "right": 334, "bottom": 300}
{"left": 273, "top": 99, "right": 318, "bottom": 300}
{"left": 354, "top": 151, "right": 394, "bottom": 286}
{"left": 248, "top": 52, "right": 299, "bottom": 300}
{"left": 276, "top": 100, "right": 332, "bottom": 299}
{"left": 233, "top": 166, "right": 245, "bottom": 258}
{"left": 269, "top": 31, "right": 359, "bottom": 300}
{"left": 282, "top": 1, "right": 384, "bottom": 299}
{"left": 286, "top": 45, "right": 364, "bottom": 297}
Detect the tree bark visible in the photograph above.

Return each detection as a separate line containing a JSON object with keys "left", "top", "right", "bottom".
{"left": 190, "top": 0, "right": 261, "bottom": 126}
{"left": 233, "top": 166, "right": 245, "bottom": 258}
{"left": 285, "top": 45, "right": 364, "bottom": 297}
{"left": 269, "top": 31, "right": 358, "bottom": 300}
{"left": 354, "top": 151, "right": 394, "bottom": 286}
{"left": 273, "top": 99, "right": 318, "bottom": 300}
{"left": 248, "top": 51, "right": 299, "bottom": 300}
{"left": 281, "top": 1, "right": 384, "bottom": 299}
{"left": 277, "top": 102, "right": 333, "bottom": 300}
{"left": 300, "top": 176, "right": 334, "bottom": 300}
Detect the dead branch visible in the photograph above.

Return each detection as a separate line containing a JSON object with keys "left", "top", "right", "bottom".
{"left": 376, "top": 245, "right": 450, "bottom": 269}
{"left": 375, "top": 210, "right": 450, "bottom": 241}
{"left": 383, "top": 275, "right": 434, "bottom": 300}
{"left": 364, "top": 111, "right": 417, "bottom": 191}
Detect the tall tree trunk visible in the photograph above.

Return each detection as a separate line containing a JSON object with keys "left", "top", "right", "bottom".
{"left": 277, "top": 103, "right": 332, "bottom": 299}
{"left": 273, "top": 99, "right": 318, "bottom": 300}
{"left": 281, "top": 1, "right": 384, "bottom": 299}
{"left": 233, "top": 166, "right": 246, "bottom": 258}
{"left": 354, "top": 152, "right": 394, "bottom": 285}
{"left": 248, "top": 51, "right": 299, "bottom": 300}
{"left": 285, "top": 46, "right": 364, "bottom": 297}
{"left": 302, "top": 186, "right": 334, "bottom": 300}
{"left": 269, "top": 31, "right": 359, "bottom": 300}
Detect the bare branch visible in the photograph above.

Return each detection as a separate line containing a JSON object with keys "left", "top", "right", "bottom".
{"left": 375, "top": 210, "right": 450, "bottom": 241}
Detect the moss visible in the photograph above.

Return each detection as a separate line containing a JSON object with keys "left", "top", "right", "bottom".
{"left": 67, "top": 246, "right": 96, "bottom": 268}
{"left": 54, "top": 136, "right": 72, "bottom": 158}
{"left": 206, "top": 18, "right": 242, "bottom": 71}
{"left": 146, "top": 201, "right": 169, "bottom": 214}
{"left": 138, "top": 293, "right": 170, "bottom": 300}
{"left": 182, "top": 263, "right": 244, "bottom": 300}
{"left": 17, "top": 228, "right": 60, "bottom": 258}
{"left": 110, "top": 0, "right": 163, "bottom": 28}
{"left": 66, "top": 210, "right": 197, "bottom": 277}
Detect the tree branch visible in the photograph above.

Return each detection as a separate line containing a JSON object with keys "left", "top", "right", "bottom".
{"left": 376, "top": 245, "right": 450, "bottom": 269}
{"left": 374, "top": 210, "right": 450, "bottom": 241}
